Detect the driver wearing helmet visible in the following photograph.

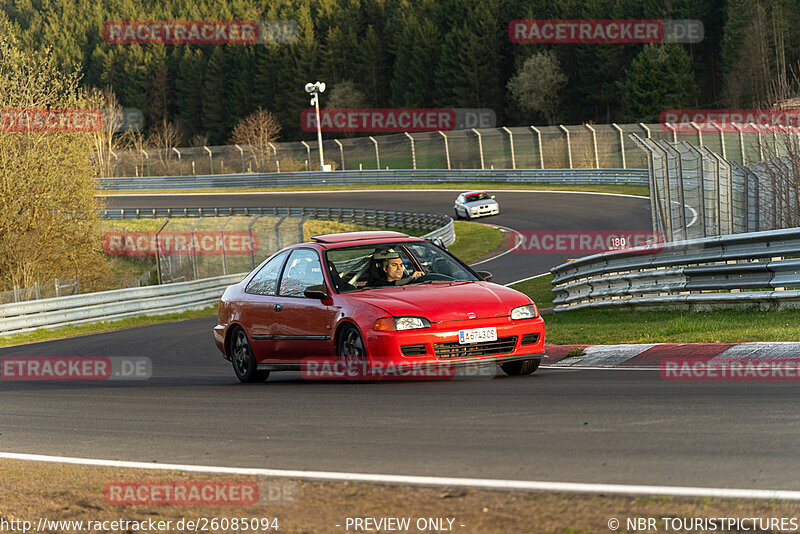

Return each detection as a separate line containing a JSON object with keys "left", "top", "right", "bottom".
{"left": 369, "top": 248, "right": 424, "bottom": 287}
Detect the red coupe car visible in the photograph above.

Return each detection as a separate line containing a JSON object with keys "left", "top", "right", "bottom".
{"left": 213, "top": 231, "right": 545, "bottom": 382}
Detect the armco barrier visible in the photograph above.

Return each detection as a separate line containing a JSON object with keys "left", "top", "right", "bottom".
{"left": 0, "top": 274, "right": 245, "bottom": 337}
{"left": 100, "top": 206, "right": 456, "bottom": 247}
{"left": 551, "top": 228, "right": 800, "bottom": 311}
{"left": 98, "top": 168, "right": 648, "bottom": 191}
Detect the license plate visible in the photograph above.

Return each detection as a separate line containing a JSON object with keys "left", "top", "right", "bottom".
{"left": 458, "top": 327, "right": 497, "bottom": 344}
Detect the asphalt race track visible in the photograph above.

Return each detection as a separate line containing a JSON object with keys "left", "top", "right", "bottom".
{"left": 3, "top": 190, "right": 800, "bottom": 492}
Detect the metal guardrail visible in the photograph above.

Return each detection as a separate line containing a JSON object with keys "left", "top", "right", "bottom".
{"left": 98, "top": 168, "right": 648, "bottom": 191}
{"left": 100, "top": 206, "right": 456, "bottom": 247}
{"left": 1, "top": 207, "right": 454, "bottom": 335}
{"left": 0, "top": 274, "right": 245, "bottom": 337}
{"left": 551, "top": 228, "right": 800, "bottom": 311}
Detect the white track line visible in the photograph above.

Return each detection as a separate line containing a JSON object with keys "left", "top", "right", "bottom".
{"left": 1, "top": 452, "right": 798, "bottom": 500}
{"left": 470, "top": 223, "right": 523, "bottom": 266}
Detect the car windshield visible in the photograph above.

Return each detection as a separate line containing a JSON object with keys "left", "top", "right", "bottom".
{"left": 325, "top": 241, "right": 479, "bottom": 292}
{"left": 466, "top": 193, "right": 490, "bottom": 202}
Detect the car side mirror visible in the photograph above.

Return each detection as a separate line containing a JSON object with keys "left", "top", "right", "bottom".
{"left": 490, "top": 195, "right": 496, "bottom": 199}
{"left": 476, "top": 270, "right": 493, "bottom": 282}
{"left": 303, "top": 284, "right": 329, "bottom": 299}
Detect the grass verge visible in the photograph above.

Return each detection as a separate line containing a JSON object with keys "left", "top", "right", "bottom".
{"left": 98, "top": 182, "right": 649, "bottom": 198}
{"left": 448, "top": 221, "right": 504, "bottom": 263}
{"left": 0, "top": 459, "right": 796, "bottom": 534}
{"left": 0, "top": 306, "right": 216, "bottom": 348}
{"left": 512, "top": 274, "right": 800, "bottom": 344}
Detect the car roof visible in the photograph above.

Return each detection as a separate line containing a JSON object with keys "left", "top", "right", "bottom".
{"left": 463, "top": 190, "right": 488, "bottom": 196}
{"left": 311, "top": 230, "right": 410, "bottom": 244}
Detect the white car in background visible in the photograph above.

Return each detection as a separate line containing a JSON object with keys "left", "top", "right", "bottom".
{"left": 453, "top": 191, "right": 500, "bottom": 220}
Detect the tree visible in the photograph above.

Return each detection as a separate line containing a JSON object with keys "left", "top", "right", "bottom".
{"left": 0, "top": 18, "right": 103, "bottom": 290}
{"left": 230, "top": 108, "right": 282, "bottom": 171}
{"left": 507, "top": 51, "right": 567, "bottom": 125}
{"left": 618, "top": 44, "right": 699, "bottom": 122}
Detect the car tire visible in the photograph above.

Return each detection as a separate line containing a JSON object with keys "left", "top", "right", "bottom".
{"left": 229, "top": 326, "right": 270, "bottom": 383}
{"left": 500, "top": 358, "right": 540, "bottom": 376}
{"left": 453, "top": 208, "right": 461, "bottom": 220}
{"left": 337, "top": 324, "right": 370, "bottom": 379}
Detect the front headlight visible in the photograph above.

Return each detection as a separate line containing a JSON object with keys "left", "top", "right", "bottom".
{"left": 373, "top": 317, "right": 431, "bottom": 331}
{"left": 510, "top": 304, "right": 538, "bottom": 320}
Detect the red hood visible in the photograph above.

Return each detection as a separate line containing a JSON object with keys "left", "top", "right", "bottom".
{"left": 346, "top": 282, "right": 531, "bottom": 322}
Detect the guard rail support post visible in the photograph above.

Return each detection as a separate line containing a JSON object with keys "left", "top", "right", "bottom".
{"left": 438, "top": 131, "right": 451, "bottom": 170}
{"left": 585, "top": 124, "right": 599, "bottom": 168}
{"left": 501, "top": 126, "right": 516, "bottom": 170}
{"left": 530, "top": 126, "right": 545, "bottom": 169}
{"left": 405, "top": 132, "right": 417, "bottom": 170}
{"left": 559, "top": 125, "right": 573, "bottom": 169}
{"left": 472, "top": 128, "right": 485, "bottom": 170}
{"left": 612, "top": 123, "right": 626, "bottom": 169}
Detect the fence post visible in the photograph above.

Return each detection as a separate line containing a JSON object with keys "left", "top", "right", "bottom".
{"left": 190, "top": 218, "right": 204, "bottom": 280}
{"left": 584, "top": 124, "right": 599, "bottom": 168}
{"left": 438, "top": 131, "right": 451, "bottom": 170}
{"left": 274, "top": 215, "right": 287, "bottom": 249}
{"left": 404, "top": 132, "right": 417, "bottom": 170}
{"left": 530, "top": 126, "right": 544, "bottom": 169}
{"left": 369, "top": 136, "right": 380, "bottom": 170}
{"left": 712, "top": 122, "right": 726, "bottom": 159}
{"left": 300, "top": 141, "right": 311, "bottom": 170}
{"left": 471, "top": 128, "right": 485, "bottom": 169}
{"left": 74, "top": 275, "right": 79, "bottom": 294}
{"left": 219, "top": 217, "right": 233, "bottom": 276}
{"left": 14, "top": 285, "right": 20, "bottom": 302}
{"left": 268, "top": 142, "right": 279, "bottom": 171}
{"left": 334, "top": 139, "right": 345, "bottom": 170}
{"left": 247, "top": 215, "right": 263, "bottom": 269}
{"left": 731, "top": 123, "right": 746, "bottom": 165}
{"left": 501, "top": 126, "right": 516, "bottom": 169}
{"left": 54, "top": 280, "right": 59, "bottom": 298}
{"left": 665, "top": 122, "right": 677, "bottom": 143}
{"left": 140, "top": 149, "right": 151, "bottom": 176}
{"left": 690, "top": 122, "right": 704, "bottom": 147}
{"left": 155, "top": 219, "right": 169, "bottom": 284}
{"left": 558, "top": 125, "right": 573, "bottom": 169}
{"left": 612, "top": 123, "right": 626, "bottom": 169}
{"left": 639, "top": 123, "right": 651, "bottom": 138}
{"left": 234, "top": 144, "right": 245, "bottom": 173}
{"left": 204, "top": 146, "right": 213, "bottom": 174}
{"left": 110, "top": 150, "right": 120, "bottom": 177}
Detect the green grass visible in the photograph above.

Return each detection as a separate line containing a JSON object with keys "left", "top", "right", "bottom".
{"left": 0, "top": 306, "right": 217, "bottom": 348}
{"left": 511, "top": 274, "right": 800, "bottom": 344}
{"left": 98, "top": 182, "right": 649, "bottom": 198}
{"left": 449, "top": 221, "right": 504, "bottom": 263}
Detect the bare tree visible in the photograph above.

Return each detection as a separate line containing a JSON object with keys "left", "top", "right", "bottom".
{"left": 230, "top": 107, "right": 281, "bottom": 172}
{"left": 88, "top": 86, "right": 123, "bottom": 178}
{"left": 507, "top": 51, "right": 567, "bottom": 125}
{"left": 147, "top": 120, "right": 184, "bottom": 173}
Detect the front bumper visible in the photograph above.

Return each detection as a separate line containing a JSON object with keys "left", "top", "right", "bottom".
{"left": 364, "top": 315, "right": 544, "bottom": 367}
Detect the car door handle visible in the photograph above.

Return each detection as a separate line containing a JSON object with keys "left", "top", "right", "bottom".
{"left": 274, "top": 304, "right": 282, "bottom": 312}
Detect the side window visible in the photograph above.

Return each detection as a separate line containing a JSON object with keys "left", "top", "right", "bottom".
{"left": 279, "top": 249, "right": 324, "bottom": 297}
{"left": 245, "top": 250, "right": 289, "bottom": 296}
